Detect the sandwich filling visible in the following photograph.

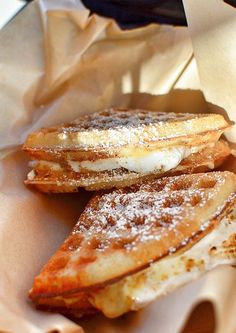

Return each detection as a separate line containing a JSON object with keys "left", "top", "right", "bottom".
{"left": 28, "top": 144, "right": 214, "bottom": 176}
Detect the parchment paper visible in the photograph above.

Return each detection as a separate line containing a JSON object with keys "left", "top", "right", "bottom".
{"left": 0, "top": 0, "right": 235, "bottom": 332}
{"left": 183, "top": 0, "right": 236, "bottom": 142}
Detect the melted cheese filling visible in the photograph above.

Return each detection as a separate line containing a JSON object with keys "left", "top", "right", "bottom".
{"left": 69, "top": 146, "right": 203, "bottom": 174}
{"left": 30, "top": 144, "right": 213, "bottom": 177}
{"left": 90, "top": 210, "right": 236, "bottom": 318}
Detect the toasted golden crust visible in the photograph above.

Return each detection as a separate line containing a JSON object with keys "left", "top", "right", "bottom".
{"left": 29, "top": 172, "right": 236, "bottom": 300}
{"left": 23, "top": 109, "right": 231, "bottom": 161}
{"left": 25, "top": 140, "right": 231, "bottom": 192}
{"left": 36, "top": 292, "right": 95, "bottom": 317}
{"left": 35, "top": 210, "right": 236, "bottom": 318}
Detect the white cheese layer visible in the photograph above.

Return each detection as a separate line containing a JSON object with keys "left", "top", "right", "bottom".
{"left": 69, "top": 146, "right": 202, "bottom": 174}
{"left": 56, "top": 144, "right": 212, "bottom": 175}
{"left": 28, "top": 143, "right": 214, "bottom": 178}
{"left": 91, "top": 209, "right": 236, "bottom": 318}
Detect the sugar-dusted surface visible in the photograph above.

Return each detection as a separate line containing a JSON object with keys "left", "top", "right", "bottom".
{"left": 23, "top": 109, "right": 229, "bottom": 152}
{"left": 29, "top": 172, "right": 236, "bottom": 300}
{"left": 75, "top": 184, "right": 209, "bottom": 249}
{"left": 89, "top": 204, "right": 236, "bottom": 318}
{"left": 61, "top": 109, "right": 196, "bottom": 131}
{"left": 73, "top": 172, "right": 224, "bottom": 250}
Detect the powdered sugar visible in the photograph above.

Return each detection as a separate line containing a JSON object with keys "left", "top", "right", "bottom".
{"left": 30, "top": 109, "right": 219, "bottom": 150}
{"left": 70, "top": 172, "right": 231, "bottom": 252}
{"left": 63, "top": 109, "right": 195, "bottom": 132}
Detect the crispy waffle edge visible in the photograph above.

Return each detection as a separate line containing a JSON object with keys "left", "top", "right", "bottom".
{"left": 29, "top": 188, "right": 236, "bottom": 300}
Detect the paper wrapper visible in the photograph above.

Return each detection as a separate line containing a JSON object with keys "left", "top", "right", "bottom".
{"left": 0, "top": 0, "right": 235, "bottom": 332}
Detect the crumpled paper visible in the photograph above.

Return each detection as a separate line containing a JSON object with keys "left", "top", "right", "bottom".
{"left": 0, "top": 0, "right": 235, "bottom": 332}
{"left": 183, "top": 0, "right": 236, "bottom": 142}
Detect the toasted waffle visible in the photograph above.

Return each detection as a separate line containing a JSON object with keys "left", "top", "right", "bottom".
{"left": 23, "top": 109, "right": 232, "bottom": 192}
{"left": 34, "top": 206, "right": 236, "bottom": 318}
{"left": 29, "top": 172, "right": 236, "bottom": 317}
{"left": 25, "top": 140, "right": 231, "bottom": 192}
{"left": 36, "top": 292, "right": 96, "bottom": 317}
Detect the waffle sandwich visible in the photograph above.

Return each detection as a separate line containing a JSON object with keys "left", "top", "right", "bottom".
{"left": 29, "top": 172, "right": 236, "bottom": 318}
{"left": 23, "top": 109, "right": 232, "bottom": 192}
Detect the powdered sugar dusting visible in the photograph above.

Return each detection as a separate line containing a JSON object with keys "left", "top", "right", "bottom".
{"left": 69, "top": 172, "right": 230, "bottom": 253}
{"left": 51, "top": 109, "right": 206, "bottom": 149}
{"left": 32, "top": 172, "right": 236, "bottom": 297}
{"left": 25, "top": 109, "right": 227, "bottom": 156}
{"left": 61, "top": 109, "right": 198, "bottom": 132}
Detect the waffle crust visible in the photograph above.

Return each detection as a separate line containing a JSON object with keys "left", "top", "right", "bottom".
{"left": 29, "top": 171, "right": 236, "bottom": 300}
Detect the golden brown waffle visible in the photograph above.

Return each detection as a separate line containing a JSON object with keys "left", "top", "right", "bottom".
{"left": 23, "top": 109, "right": 230, "bottom": 160}
{"left": 36, "top": 207, "right": 236, "bottom": 318}
{"left": 25, "top": 140, "right": 231, "bottom": 192}
{"left": 36, "top": 292, "right": 96, "bottom": 317}
{"left": 29, "top": 171, "right": 236, "bottom": 304}
{"left": 23, "top": 109, "right": 232, "bottom": 192}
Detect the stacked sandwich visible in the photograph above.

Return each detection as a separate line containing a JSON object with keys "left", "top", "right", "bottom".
{"left": 23, "top": 108, "right": 236, "bottom": 318}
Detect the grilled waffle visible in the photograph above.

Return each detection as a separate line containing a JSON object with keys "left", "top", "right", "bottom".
{"left": 23, "top": 109, "right": 232, "bottom": 192}
{"left": 29, "top": 172, "right": 236, "bottom": 317}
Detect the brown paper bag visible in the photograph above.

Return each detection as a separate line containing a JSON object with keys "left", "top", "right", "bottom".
{"left": 0, "top": 0, "right": 235, "bottom": 332}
